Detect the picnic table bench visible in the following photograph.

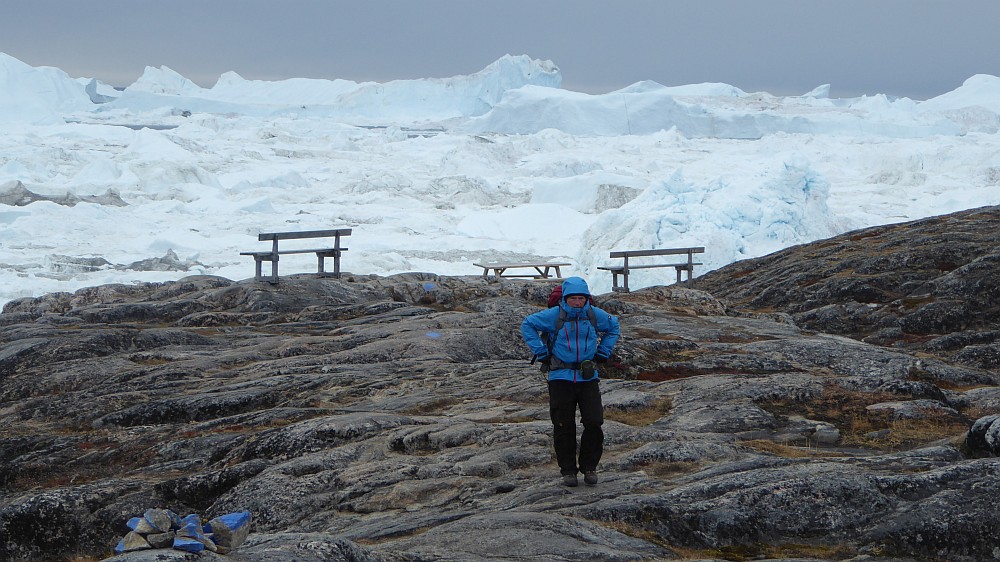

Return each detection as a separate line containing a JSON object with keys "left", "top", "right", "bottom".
{"left": 597, "top": 247, "right": 704, "bottom": 292}
{"left": 473, "top": 261, "right": 570, "bottom": 281}
{"left": 240, "top": 228, "right": 351, "bottom": 283}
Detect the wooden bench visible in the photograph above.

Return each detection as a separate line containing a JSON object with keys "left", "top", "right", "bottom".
{"left": 240, "top": 228, "right": 352, "bottom": 283}
{"left": 473, "top": 261, "right": 570, "bottom": 281}
{"left": 597, "top": 247, "right": 704, "bottom": 292}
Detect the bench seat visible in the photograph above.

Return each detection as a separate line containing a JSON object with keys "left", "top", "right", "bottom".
{"left": 597, "top": 262, "right": 702, "bottom": 272}
{"left": 240, "top": 248, "right": 348, "bottom": 257}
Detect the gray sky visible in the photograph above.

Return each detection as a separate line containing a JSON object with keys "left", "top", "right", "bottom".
{"left": 3, "top": 0, "right": 999, "bottom": 99}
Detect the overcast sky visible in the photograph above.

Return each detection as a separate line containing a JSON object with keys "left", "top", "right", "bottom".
{"left": 3, "top": 0, "right": 998, "bottom": 99}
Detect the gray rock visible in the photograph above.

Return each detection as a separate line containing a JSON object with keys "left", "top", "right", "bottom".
{"left": 964, "top": 414, "right": 1000, "bottom": 457}
{"left": 865, "top": 399, "right": 961, "bottom": 421}
{"left": 145, "top": 531, "right": 174, "bottom": 549}
{"left": 378, "top": 511, "right": 675, "bottom": 561}
{"left": 0, "top": 234, "right": 997, "bottom": 562}
{"left": 693, "top": 205, "right": 1000, "bottom": 368}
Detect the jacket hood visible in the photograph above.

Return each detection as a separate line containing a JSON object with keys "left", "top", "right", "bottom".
{"left": 561, "top": 276, "right": 591, "bottom": 298}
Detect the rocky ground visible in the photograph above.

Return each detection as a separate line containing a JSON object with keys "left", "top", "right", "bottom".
{"left": 691, "top": 205, "right": 1000, "bottom": 366}
{"left": 1, "top": 207, "right": 1000, "bottom": 562}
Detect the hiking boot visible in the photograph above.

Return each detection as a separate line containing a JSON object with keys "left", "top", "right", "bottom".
{"left": 583, "top": 471, "right": 599, "bottom": 486}
{"left": 562, "top": 474, "right": 579, "bottom": 487}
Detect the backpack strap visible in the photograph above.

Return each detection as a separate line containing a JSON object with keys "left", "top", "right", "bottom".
{"left": 547, "top": 306, "right": 599, "bottom": 370}
{"left": 552, "top": 306, "right": 597, "bottom": 338}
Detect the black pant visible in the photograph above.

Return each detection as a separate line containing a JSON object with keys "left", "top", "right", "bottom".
{"left": 548, "top": 380, "right": 603, "bottom": 475}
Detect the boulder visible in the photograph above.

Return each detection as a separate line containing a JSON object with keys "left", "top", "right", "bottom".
{"left": 964, "top": 414, "right": 1000, "bottom": 457}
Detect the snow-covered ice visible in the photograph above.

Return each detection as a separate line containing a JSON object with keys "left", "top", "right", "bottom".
{"left": 1, "top": 52, "right": 998, "bottom": 308}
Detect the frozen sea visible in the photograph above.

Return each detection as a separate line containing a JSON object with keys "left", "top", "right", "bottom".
{"left": 1, "top": 52, "right": 999, "bottom": 308}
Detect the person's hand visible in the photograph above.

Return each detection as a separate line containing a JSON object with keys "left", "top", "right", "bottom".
{"left": 538, "top": 354, "right": 551, "bottom": 365}
{"left": 593, "top": 355, "right": 609, "bottom": 364}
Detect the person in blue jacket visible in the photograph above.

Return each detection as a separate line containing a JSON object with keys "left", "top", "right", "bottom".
{"left": 521, "top": 276, "right": 621, "bottom": 487}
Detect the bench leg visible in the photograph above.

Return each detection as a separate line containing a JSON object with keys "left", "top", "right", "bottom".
{"left": 620, "top": 257, "right": 631, "bottom": 292}
{"left": 269, "top": 240, "right": 280, "bottom": 284}
{"left": 675, "top": 265, "right": 694, "bottom": 284}
{"left": 333, "top": 236, "right": 342, "bottom": 278}
{"left": 315, "top": 251, "right": 342, "bottom": 278}
{"left": 251, "top": 255, "right": 278, "bottom": 283}
{"left": 611, "top": 271, "right": 630, "bottom": 293}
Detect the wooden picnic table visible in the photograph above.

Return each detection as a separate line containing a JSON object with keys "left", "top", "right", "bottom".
{"left": 473, "top": 262, "right": 571, "bottom": 281}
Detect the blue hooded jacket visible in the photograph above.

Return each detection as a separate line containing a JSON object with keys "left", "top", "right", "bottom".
{"left": 521, "top": 276, "right": 621, "bottom": 382}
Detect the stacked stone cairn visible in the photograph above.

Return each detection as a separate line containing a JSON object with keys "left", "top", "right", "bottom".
{"left": 113, "top": 508, "right": 251, "bottom": 555}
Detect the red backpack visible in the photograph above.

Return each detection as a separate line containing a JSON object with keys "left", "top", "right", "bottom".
{"left": 547, "top": 285, "right": 563, "bottom": 307}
